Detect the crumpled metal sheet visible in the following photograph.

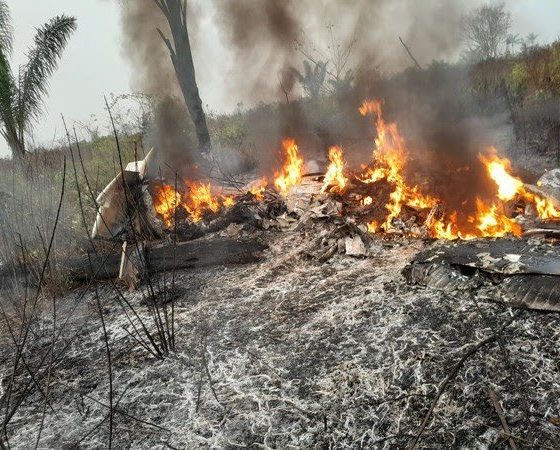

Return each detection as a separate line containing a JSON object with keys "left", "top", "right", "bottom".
{"left": 411, "top": 238, "right": 560, "bottom": 276}
{"left": 404, "top": 238, "right": 560, "bottom": 312}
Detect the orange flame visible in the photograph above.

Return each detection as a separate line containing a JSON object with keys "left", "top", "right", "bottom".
{"left": 153, "top": 182, "right": 235, "bottom": 226}
{"left": 183, "top": 182, "right": 229, "bottom": 223}
{"left": 479, "top": 151, "right": 523, "bottom": 201}
{"left": 274, "top": 138, "right": 304, "bottom": 196}
{"left": 473, "top": 199, "right": 522, "bottom": 237}
{"left": 480, "top": 149, "right": 560, "bottom": 220}
{"left": 248, "top": 177, "right": 268, "bottom": 201}
{"left": 321, "top": 146, "right": 347, "bottom": 193}
{"left": 154, "top": 184, "right": 182, "bottom": 227}
{"left": 359, "top": 100, "right": 437, "bottom": 230}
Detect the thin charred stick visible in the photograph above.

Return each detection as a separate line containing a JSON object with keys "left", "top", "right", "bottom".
{"left": 488, "top": 389, "right": 518, "bottom": 450}
{"left": 91, "top": 279, "right": 114, "bottom": 449}
{"left": 64, "top": 116, "right": 114, "bottom": 446}
{"left": 75, "top": 387, "right": 130, "bottom": 446}
{"left": 408, "top": 312, "right": 521, "bottom": 450}
{"left": 2, "top": 157, "right": 66, "bottom": 443}
{"left": 399, "top": 36, "right": 422, "bottom": 70}
{"left": 55, "top": 381, "right": 171, "bottom": 434}
{"left": 34, "top": 286, "right": 57, "bottom": 450}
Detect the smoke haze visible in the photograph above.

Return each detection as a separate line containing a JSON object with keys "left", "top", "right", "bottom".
{"left": 119, "top": 0, "right": 513, "bottom": 216}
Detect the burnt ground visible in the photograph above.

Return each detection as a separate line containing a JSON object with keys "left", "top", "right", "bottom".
{"left": 1, "top": 230, "right": 560, "bottom": 449}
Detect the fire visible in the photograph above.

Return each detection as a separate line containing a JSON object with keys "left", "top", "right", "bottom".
{"left": 153, "top": 182, "right": 235, "bottom": 226}
{"left": 154, "top": 184, "right": 182, "bottom": 227}
{"left": 274, "top": 138, "right": 304, "bottom": 196}
{"left": 357, "top": 101, "right": 526, "bottom": 239}
{"left": 473, "top": 199, "right": 522, "bottom": 238}
{"left": 359, "top": 100, "right": 437, "bottom": 230}
{"left": 362, "top": 196, "right": 373, "bottom": 206}
{"left": 367, "top": 220, "right": 379, "bottom": 233}
{"left": 183, "top": 182, "right": 233, "bottom": 223}
{"left": 479, "top": 152, "right": 523, "bottom": 201}
{"left": 480, "top": 149, "right": 560, "bottom": 220}
{"left": 533, "top": 196, "right": 560, "bottom": 219}
{"left": 321, "top": 146, "right": 347, "bottom": 193}
{"left": 248, "top": 177, "right": 268, "bottom": 201}
{"left": 152, "top": 99, "right": 560, "bottom": 241}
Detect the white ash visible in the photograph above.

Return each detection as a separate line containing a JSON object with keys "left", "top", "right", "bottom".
{"left": 1, "top": 231, "right": 559, "bottom": 449}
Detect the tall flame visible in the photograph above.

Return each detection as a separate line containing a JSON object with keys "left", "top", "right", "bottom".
{"left": 154, "top": 184, "right": 182, "bottom": 227}
{"left": 359, "top": 100, "right": 437, "bottom": 230}
{"left": 480, "top": 149, "right": 560, "bottom": 220}
{"left": 321, "top": 146, "right": 347, "bottom": 193}
{"left": 479, "top": 152, "right": 523, "bottom": 201}
{"left": 274, "top": 138, "right": 304, "bottom": 196}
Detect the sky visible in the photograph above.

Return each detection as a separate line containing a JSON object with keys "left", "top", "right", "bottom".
{"left": 0, "top": 0, "right": 558, "bottom": 158}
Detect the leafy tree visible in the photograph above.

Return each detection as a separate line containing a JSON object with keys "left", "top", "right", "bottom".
{"left": 522, "top": 32, "right": 539, "bottom": 52}
{"left": 0, "top": 2, "right": 76, "bottom": 159}
{"left": 462, "top": 2, "right": 511, "bottom": 61}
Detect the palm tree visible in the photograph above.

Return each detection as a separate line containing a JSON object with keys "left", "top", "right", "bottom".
{"left": 294, "top": 59, "right": 328, "bottom": 98}
{"left": 505, "top": 33, "right": 522, "bottom": 55}
{"left": 0, "top": 2, "right": 76, "bottom": 159}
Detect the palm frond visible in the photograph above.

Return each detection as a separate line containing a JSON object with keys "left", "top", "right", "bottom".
{"left": 0, "top": 1, "right": 13, "bottom": 56}
{"left": 19, "top": 14, "right": 77, "bottom": 125}
{"left": 0, "top": 45, "right": 16, "bottom": 133}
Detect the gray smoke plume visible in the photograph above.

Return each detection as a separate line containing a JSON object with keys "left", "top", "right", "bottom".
{"left": 119, "top": 0, "right": 200, "bottom": 180}
{"left": 118, "top": 0, "right": 511, "bottom": 218}
{"left": 212, "top": 0, "right": 471, "bottom": 103}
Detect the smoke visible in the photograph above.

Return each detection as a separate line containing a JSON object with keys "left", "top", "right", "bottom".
{"left": 120, "top": 0, "right": 175, "bottom": 96}
{"left": 118, "top": 0, "right": 510, "bottom": 214}
{"left": 212, "top": 0, "right": 473, "bottom": 104}
{"left": 119, "top": 0, "right": 200, "bottom": 180}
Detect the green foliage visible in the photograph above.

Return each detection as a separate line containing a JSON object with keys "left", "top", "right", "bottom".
{"left": 0, "top": 2, "right": 77, "bottom": 159}
{"left": 507, "top": 61, "right": 529, "bottom": 96}
{"left": 208, "top": 112, "right": 247, "bottom": 149}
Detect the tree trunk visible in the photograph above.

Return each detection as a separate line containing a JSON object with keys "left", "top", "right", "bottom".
{"left": 155, "top": 0, "right": 211, "bottom": 153}
{"left": 2, "top": 125, "right": 25, "bottom": 160}
{"left": 0, "top": 238, "right": 267, "bottom": 283}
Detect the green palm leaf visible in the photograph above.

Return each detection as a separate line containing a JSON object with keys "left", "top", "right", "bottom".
{"left": 0, "top": 0, "right": 13, "bottom": 55}
{"left": 0, "top": 45, "right": 17, "bottom": 144}
{"left": 19, "top": 15, "right": 77, "bottom": 125}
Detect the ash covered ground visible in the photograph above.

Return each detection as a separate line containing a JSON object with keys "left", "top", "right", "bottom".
{"left": 2, "top": 230, "right": 560, "bottom": 449}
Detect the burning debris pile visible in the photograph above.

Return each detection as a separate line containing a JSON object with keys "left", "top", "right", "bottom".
{"left": 146, "top": 100, "right": 560, "bottom": 244}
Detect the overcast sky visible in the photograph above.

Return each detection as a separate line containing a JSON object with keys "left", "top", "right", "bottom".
{"left": 0, "top": 0, "right": 558, "bottom": 157}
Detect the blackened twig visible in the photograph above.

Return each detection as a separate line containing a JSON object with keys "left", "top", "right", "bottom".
{"left": 409, "top": 312, "right": 520, "bottom": 449}
{"left": 399, "top": 36, "right": 422, "bottom": 70}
